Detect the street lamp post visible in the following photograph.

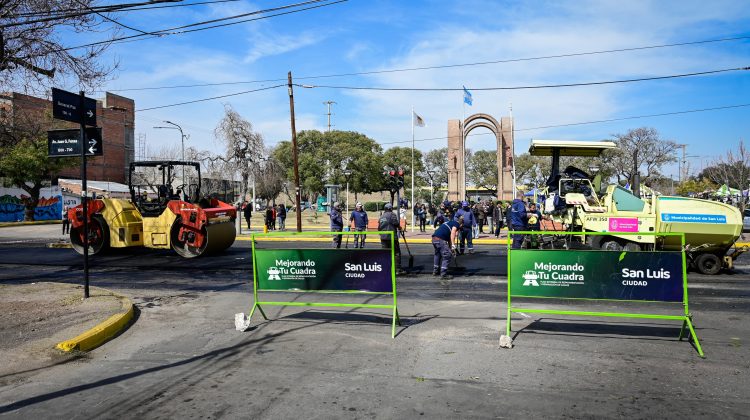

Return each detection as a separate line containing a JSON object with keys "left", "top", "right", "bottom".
{"left": 426, "top": 170, "right": 435, "bottom": 205}
{"left": 154, "top": 121, "right": 187, "bottom": 190}
{"left": 344, "top": 169, "right": 353, "bottom": 214}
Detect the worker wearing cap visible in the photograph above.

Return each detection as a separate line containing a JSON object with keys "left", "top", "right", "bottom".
{"left": 432, "top": 215, "right": 462, "bottom": 278}
{"left": 330, "top": 202, "right": 344, "bottom": 248}
{"left": 378, "top": 203, "right": 402, "bottom": 271}
{"left": 453, "top": 201, "right": 477, "bottom": 254}
{"left": 350, "top": 202, "right": 368, "bottom": 249}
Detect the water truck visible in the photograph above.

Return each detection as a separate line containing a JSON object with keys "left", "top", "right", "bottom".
{"left": 68, "top": 161, "right": 236, "bottom": 258}
{"left": 528, "top": 140, "right": 744, "bottom": 275}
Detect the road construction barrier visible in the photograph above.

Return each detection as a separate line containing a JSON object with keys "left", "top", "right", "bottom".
{"left": 248, "top": 231, "right": 400, "bottom": 337}
{"left": 503, "top": 231, "right": 704, "bottom": 357}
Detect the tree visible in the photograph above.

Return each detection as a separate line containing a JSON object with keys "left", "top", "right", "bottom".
{"left": 382, "top": 146, "right": 424, "bottom": 204}
{"left": 467, "top": 150, "right": 498, "bottom": 194}
{"left": 676, "top": 178, "right": 717, "bottom": 197}
{"left": 214, "top": 105, "right": 264, "bottom": 204}
{"left": 422, "top": 148, "right": 448, "bottom": 189}
{"left": 254, "top": 158, "right": 286, "bottom": 204}
{"left": 0, "top": 133, "right": 75, "bottom": 220}
{"left": 699, "top": 140, "right": 750, "bottom": 210}
{"left": 272, "top": 130, "right": 328, "bottom": 203}
{"left": 0, "top": 0, "right": 121, "bottom": 94}
{"left": 513, "top": 153, "right": 549, "bottom": 189}
{"left": 272, "top": 130, "right": 384, "bottom": 204}
{"left": 606, "top": 127, "right": 678, "bottom": 185}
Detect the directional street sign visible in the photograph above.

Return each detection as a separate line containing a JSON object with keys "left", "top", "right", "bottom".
{"left": 48, "top": 128, "right": 103, "bottom": 157}
{"left": 52, "top": 88, "right": 97, "bottom": 126}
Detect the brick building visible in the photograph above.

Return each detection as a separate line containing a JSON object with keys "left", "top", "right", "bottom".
{"left": 0, "top": 91, "right": 135, "bottom": 184}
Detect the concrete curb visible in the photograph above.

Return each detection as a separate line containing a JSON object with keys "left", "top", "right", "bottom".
{"left": 55, "top": 292, "right": 135, "bottom": 352}
{"left": 236, "top": 236, "right": 750, "bottom": 247}
{"left": 236, "top": 236, "right": 510, "bottom": 244}
{"left": 0, "top": 220, "right": 61, "bottom": 228}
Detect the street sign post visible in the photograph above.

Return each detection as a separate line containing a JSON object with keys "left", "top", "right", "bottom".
{"left": 48, "top": 128, "right": 103, "bottom": 157}
{"left": 52, "top": 88, "right": 96, "bottom": 126}
{"left": 49, "top": 88, "right": 99, "bottom": 299}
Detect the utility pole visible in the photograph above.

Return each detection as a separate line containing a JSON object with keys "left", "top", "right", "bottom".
{"left": 323, "top": 100, "right": 336, "bottom": 132}
{"left": 288, "top": 72, "right": 302, "bottom": 232}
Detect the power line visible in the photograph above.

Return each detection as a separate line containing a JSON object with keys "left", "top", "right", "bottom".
{"left": 135, "top": 84, "right": 285, "bottom": 112}
{"left": 376, "top": 103, "right": 750, "bottom": 146}
{"left": 297, "top": 67, "right": 749, "bottom": 91}
{"left": 55, "top": 0, "right": 346, "bottom": 53}
{"left": 69, "top": 0, "right": 153, "bottom": 35}
{"left": 12, "top": 0, "right": 242, "bottom": 18}
{"left": 131, "top": 66, "right": 748, "bottom": 113}
{"left": 102, "top": 34, "right": 750, "bottom": 92}
{"left": 1, "top": 0, "right": 183, "bottom": 27}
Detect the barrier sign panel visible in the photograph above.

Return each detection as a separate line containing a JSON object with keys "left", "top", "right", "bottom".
{"left": 510, "top": 249, "right": 683, "bottom": 302}
{"left": 255, "top": 249, "right": 393, "bottom": 293}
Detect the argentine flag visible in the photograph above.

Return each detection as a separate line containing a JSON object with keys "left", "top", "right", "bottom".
{"left": 463, "top": 86, "right": 473, "bottom": 106}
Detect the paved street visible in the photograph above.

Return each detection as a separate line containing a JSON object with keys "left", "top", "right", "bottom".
{"left": 1, "top": 226, "right": 749, "bottom": 418}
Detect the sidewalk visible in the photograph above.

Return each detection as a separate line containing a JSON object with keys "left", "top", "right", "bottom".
{"left": 0, "top": 283, "right": 131, "bottom": 385}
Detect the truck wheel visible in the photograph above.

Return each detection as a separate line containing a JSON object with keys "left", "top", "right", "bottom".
{"left": 695, "top": 253, "right": 721, "bottom": 275}
{"left": 623, "top": 242, "right": 641, "bottom": 252}
{"left": 601, "top": 240, "right": 623, "bottom": 251}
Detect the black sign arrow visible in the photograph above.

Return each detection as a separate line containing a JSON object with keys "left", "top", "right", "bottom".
{"left": 52, "top": 88, "right": 97, "bottom": 126}
{"left": 48, "top": 128, "right": 103, "bottom": 157}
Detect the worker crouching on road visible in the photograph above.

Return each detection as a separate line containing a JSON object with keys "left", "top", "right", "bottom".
{"left": 453, "top": 201, "right": 477, "bottom": 254}
{"left": 379, "top": 203, "right": 403, "bottom": 272}
{"left": 330, "top": 202, "right": 344, "bottom": 248}
{"left": 432, "top": 215, "right": 462, "bottom": 279}
{"left": 350, "top": 202, "right": 368, "bottom": 248}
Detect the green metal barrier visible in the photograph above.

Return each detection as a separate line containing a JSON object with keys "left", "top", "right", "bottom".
{"left": 248, "top": 231, "right": 400, "bottom": 337}
{"left": 505, "top": 231, "right": 704, "bottom": 357}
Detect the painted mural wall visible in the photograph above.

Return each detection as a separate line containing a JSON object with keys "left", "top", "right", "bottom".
{"left": 0, "top": 186, "right": 64, "bottom": 222}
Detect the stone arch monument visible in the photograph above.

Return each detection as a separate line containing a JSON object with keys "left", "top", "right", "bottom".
{"left": 447, "top": 113, "right": 514, "bottom": 201}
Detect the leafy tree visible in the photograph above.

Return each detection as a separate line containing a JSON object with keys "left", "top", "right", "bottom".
{"left": 0, "top": 133, "right": 75, "bottom": 220}
{"left": 422, "top": 148, "right": 448, "bottom": 189}
{"left": 467, "top": 150, "right": 498, "bottom": 194}
{"left": 676, "top": 178, "right": 718, "bottom": 197}
{"left": 383, "top": 146, "right": 424, "bottom": 204}
{"left": 513, "top": 153, "right": 549, "bottom": 189}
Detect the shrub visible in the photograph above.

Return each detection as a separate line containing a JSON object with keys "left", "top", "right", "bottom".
{"left": 363, "top": 201, "right": 387, "bottom": 212}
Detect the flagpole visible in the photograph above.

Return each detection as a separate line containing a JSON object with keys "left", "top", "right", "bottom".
{"left": 411, "top": 106, "right": 415, "bottom": 233}
{"left": 462, "top": 91, "right": 466, "bottom": 201}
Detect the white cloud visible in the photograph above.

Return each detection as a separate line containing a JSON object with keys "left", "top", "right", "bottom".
{"left": 244, "top": 31, "right": 329, "bottom": 63}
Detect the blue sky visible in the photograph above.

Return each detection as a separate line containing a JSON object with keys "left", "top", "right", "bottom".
{"left": 74, "top": 0, "right": 750, "bottom": 178}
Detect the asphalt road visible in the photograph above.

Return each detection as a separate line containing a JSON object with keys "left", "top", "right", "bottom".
{"left": 0, "top": 236, "right": 749, "bottom": 418}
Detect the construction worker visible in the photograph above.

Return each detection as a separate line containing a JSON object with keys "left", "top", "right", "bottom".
{"left": 350, "top": 202, "right": 368, "bottom": 248}
{"left": 453, "top": 201, "right": 477, "bottom": 254}
{"left": 432, "top": 215, "right": 462, "bottom": 279}
{"left": 330, "top": 202, "right": 344, "bottom": 248}
{"left": 510, "top": 192, "right": 528, "bottom": 249}
{"left": 378, "top": 203, "right": 402, "bottom": 272}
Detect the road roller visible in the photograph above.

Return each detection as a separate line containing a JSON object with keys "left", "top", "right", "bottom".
{"left": 69, "top": 161, "right": 236, "bottom": 258}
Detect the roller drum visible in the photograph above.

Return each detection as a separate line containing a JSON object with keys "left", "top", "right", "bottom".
{"left": 171, "top": 220, "right": 236, "bottom": 258}
{"left": 70, "top": 215, "right": 109, "bottom": 255}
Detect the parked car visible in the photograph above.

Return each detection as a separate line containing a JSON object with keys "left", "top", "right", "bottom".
{"left": 743, "top": 209, "right": 750, "bottom": 232}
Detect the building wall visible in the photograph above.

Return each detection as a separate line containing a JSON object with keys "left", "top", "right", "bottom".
{"left": 2, "top": 91, "right": 135, "bottom": 184}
